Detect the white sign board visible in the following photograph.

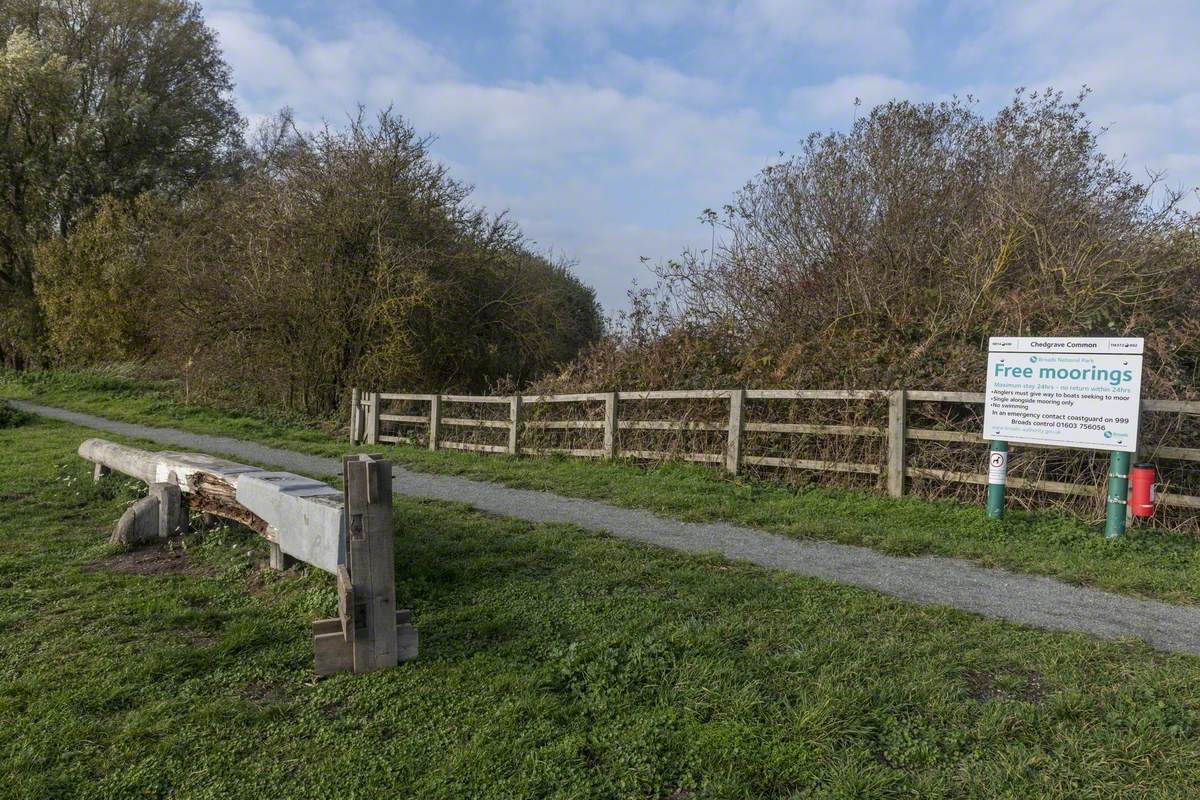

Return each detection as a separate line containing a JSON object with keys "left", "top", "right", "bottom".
{"left": 983, "top": 337, "right": 1143, "bottom": 452}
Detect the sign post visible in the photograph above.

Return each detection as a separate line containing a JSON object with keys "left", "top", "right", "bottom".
{"left": 983, "top": 337, "right": 1143, "bottom": 534}
{"left": 986, "top": 440, "right": 1008, "bottom": 519}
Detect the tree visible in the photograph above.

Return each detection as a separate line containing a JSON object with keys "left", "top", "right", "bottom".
{"left": 0, "top": 0, "right": 243, "bottom": 365}
{"left": 0, "top": 28, "right": 75, "bottom": 365}
{"left": 32, "top": 194, "right": 161, "bottom": 363}
{"left": 145, "top": 110, "right": 602, "bottom": 414}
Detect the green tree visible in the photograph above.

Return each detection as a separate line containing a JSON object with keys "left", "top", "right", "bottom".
{"left": 0, "top": 28, "right": 75, "bottom": 365}
{"left": 149, "top": 110, "right": 602, "bottom": 414}
{"left": 32, "top": 194, "right": 161, "bottom": 363}
{"left": 0, "top": 0, "right": 243, "bottom": 365}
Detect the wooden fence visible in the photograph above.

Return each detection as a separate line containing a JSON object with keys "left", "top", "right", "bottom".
{"left": 350, "top": 388, "right": 1200, "bottom": 511}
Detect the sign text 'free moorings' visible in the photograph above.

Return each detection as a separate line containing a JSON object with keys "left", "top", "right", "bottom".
{"left": 983, "top": 337, "right": 1144, "bottom": 452}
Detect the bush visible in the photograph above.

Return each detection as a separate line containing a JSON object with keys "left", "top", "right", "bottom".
{"left": 33, "top": 196, "right": 162, "bottom": 363}
{"left": 528, "top": 90, "right": 1200, "bottom": 525}
{"left": 31, "top": 110, "right": 603, "bottom": 416}
{"left": 547, "top": 89, "right": 1200, "bottom": 399}
{"left": 0, "top": 400, "right": 31, "bottom": 428}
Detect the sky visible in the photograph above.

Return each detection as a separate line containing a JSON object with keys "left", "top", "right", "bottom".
{"left": 202, "top": 0, "right": 1200, "bottom": 315}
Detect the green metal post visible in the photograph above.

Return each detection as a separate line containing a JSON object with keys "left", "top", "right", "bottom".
{"left": 986, "top": 440, "right": 1008, "bottom": 520}
{"left": 1105, "top": 450, "right": 1131, "bottom": 539}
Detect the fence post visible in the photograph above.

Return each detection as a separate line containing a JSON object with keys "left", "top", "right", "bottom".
{"left": 604, "top": 392, "right": 618, "bottom": 459}
{"left": 887, "top": 389, "right": 906, "bottom": 497}
{"left": 428, "top": 394, "right": 441, "bottom": 452}
{"left": 365, "top": 392, "right": 380, "bottom": 445}
{"left": 726, "top": 389, "right": 745, "bottom": 475}
{"left": 350, "top": 388, "right": 362, "bottom": 445}
{"left": 509, "top": 394, "right": 523, "bottom": 455}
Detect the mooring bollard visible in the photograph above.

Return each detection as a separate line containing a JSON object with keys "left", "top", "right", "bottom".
{"left": 1105, "top": 450, "right": 1131, "bottom": 539}
{"left": 986, "top": 440, "right": 1008, "bottom": 520}
{"left": 312, "top": 454, "right": 418, "bottom": 676}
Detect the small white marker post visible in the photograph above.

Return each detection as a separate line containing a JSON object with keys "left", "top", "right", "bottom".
{"left": 986, "top": 441, "right": 1008, "bottom": 519}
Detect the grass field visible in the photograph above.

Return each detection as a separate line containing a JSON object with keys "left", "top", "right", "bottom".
{"left": 6, "top": 414, "right": 1200, "bottom": 797}
{"left": 5, "top": 368, "right": 1200, "bottom": 605}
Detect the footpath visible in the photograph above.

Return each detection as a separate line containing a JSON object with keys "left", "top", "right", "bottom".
{"left": 14, "top": 399, "right": 1200, "bottom": 656}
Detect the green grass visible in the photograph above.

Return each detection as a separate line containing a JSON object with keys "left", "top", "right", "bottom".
{"left": 6, "top": 418, "right": 1200, "bottom": 797}
{"left": 4, "top": 367, "right": 1200, "bottom": 606}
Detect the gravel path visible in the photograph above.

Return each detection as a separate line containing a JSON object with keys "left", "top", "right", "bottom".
{"left": 15, "top": 399, "right": 1200, "bottom": 656}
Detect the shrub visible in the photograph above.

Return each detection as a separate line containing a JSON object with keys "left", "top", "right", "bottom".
{"left": 140, "top": 110, "right": 601, "bottom": 415}
{"left": 526, "top": 90, "right": 1200, "bottom": 525}
{"left": 0, "top": 400, "right": 30, "bottom": 428}
{"left": 33, "top": 196, "right": 162, "bottom": 363}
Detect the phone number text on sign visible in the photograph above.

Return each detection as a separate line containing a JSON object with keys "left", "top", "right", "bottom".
{"left": 982, "top": 337, "right": 1144, "bottom": 453}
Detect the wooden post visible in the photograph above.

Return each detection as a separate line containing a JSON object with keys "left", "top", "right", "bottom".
{"left": 603, "top": 391, "right": 618, "bottom": 459}
{"left": 151, "top": 482, "right": 188, "bottom": 540}
{"left": 269, "top": 540, "right": 297, "bottom": 570}
{"left": 345, "top": 455, "right": 397, "bottom": 671}
{"left": 428, "top": 394, "right": 441, "bottom": 452}
{"left": 350, "top": 387, "right": 362, "bottom": 444}
{"left": 312, "top": 454, "right": 418, "bottom": 677}
{"left": 887, "top": 389, "right": 906, "bottom": 498}
{"left": 365, "top": 392, "right": 380, "bottom": 445}
{"left": 509, "top": 394, "right": 523, "bottom": 455}
{"left": 726, "top": 389, "right": 745, "bottom": 475}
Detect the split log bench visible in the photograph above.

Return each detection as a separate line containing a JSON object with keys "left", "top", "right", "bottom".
{"left": 78, "top": 438, "right": 417, "bottom": 677}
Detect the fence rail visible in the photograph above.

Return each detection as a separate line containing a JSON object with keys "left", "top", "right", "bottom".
{"left": 351, "top": 387, "right": 1200, "bottom": 511}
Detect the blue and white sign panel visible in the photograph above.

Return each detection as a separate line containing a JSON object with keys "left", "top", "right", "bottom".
{"left": 983, "top": 337, "right": 1144, "bottom": 452}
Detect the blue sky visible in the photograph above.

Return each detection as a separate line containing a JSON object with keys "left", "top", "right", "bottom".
{"left": 203, "top": 1, "right": 1200, "bottom": 314}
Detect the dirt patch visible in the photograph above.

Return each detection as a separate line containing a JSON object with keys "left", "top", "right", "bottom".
{"left": 93, "top": 543, "right": 203, "bottom": 577}
{"left": 242, "top": 680, "right": 289, "bottom": 706}
{"left": 963, "top": 667, "right": 1048, "bottom": 704}
{"left": 243, "top": 566, "right": 280, "bottom": 598}
{"left": 180, "top": 630, "right": 219, "bottom": 648}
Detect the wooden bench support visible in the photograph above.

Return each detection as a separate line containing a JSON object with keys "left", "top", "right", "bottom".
{"left": 312, "top": 454, "right": 418, "bottom": 677}
{"left": 313, "top": 610, "right": 418, "bottom": 677}
{"left": 268, "top": 541, "right": 297, "bottom": 570}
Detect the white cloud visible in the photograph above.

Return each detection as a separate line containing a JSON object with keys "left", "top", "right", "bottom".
{"left": 605, "top": 54, "right": 730, "bottom": 107}
{"left": 208, "top": 2, "right": 770, "bottom": 176}
{"left": 505, "top": 0, "right": 919, "bottom": 69}
{"left": 203, "top": 1, "right": 783, "bottom": 311}
{"left": 953, "top": 0, "right": 1200, "bottom": 206}
{"left": 723, "top": 0, "right": 918, "bottom": 66}
{"left": 201, "top": 0, "right": 1200, "bottom": 313}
